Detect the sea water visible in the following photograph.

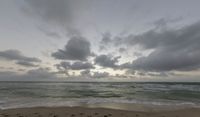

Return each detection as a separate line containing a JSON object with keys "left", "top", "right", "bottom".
{"left": 0, "top": 81, "right": 200, "bottom": 110}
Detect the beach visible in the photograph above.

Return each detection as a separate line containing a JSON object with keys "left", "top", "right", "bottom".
{"left": 1, "top": 106, "right": 200, "bottom": 117}
{"left": 1, "top": 0, "right": 200, "bottom": 116}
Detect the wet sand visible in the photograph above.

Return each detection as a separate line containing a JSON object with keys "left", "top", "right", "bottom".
{"left": 0, "top": 107, "right": 200, "bottom": 117}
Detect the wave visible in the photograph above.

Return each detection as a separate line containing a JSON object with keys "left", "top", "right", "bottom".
{"left": 1, "top": 82, "right": 200, "bottom": 109}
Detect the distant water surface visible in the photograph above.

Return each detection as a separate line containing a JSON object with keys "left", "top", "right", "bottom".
{"left": 0, "top": 81, "right": 200, "bottom": 109}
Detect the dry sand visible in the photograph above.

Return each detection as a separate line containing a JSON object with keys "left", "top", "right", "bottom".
{"left": 0, "top": 106, "right": 200, "bottom": 117}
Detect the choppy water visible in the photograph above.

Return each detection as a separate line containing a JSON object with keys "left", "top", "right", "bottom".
{"left": 0, "top": 81, "right": 200, "bottom": 109}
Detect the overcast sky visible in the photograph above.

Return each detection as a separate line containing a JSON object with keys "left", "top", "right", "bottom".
{"left": 0, "top": 0, "right": 200, "bottom": 82}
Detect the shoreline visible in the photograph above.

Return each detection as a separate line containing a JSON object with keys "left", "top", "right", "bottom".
{"left": 1, "top": 102, "right": 198, "bottom": 112}
{"left": 1, "top": 106, "right": 200, "bottom": 117}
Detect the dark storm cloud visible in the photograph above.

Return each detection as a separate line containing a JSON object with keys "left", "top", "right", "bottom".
{"left": 52, "top": 36, "right": 92, "bottom": 61}
{"left": 95, "top": 54, "right": 121, "bottom": 68}
{"left": 56, "top": 61, "right": 94, "bottom": 71}
{"left": 120, "top": 21, "right": 200, "bottom": 71}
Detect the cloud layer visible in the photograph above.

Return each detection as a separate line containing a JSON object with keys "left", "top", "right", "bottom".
{"left": 1, "top": 0, "right": 200, "bottom": 81}
{"left": 95, "top": 54, "right": 121, "bottom": 69}
{"left": 52, "top": 36, "right": 92, "bottom": 61}
{"left": 23, "top": 0, "right": 73, "bottom": 29}
{"left": 0, "top": 68, "right": 56, "bottom": 81}
{"left": 56, "top": 61, "right": 94, "bottom": 70}
{"left": 120, "top": 21, "right": 200, "bottom": 72}
{"left": 0, "top": 49, "right": 41, "bottom": 67}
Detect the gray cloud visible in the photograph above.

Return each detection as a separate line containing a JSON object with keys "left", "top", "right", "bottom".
{"left": 99, "top": 45, "right": 107, "bottom": 51}
{"left": 119, "top": 47, "right": 126, "bottom": 53}
{"left": 123, "top": 21, "right": 200, "bottom": 50}
{"left": 92, "top": 71, "right": 110, "bottom": 78}
{"left": 56, "top": 61, "right": 94, "bottom": 71}
{"left": 16, "top": 61, "right": 38, "bottom": 67}
{"left": 127, "top": 48, "right": 200, "bottom": 71}
{"left": 121, "top": 21, "right": 200, "bottom": 72}
{"left": 22, "top": 0, "right": 85, "bottom": 37}
{"left": 125, "top": 69, "right": 136, "bottom": 75}
{"left": 0, "top": 49, "right": 41, "bottom": 62}
{"left": 0, "top": 68, "right": 56, "bottom": 81}
{"left": 80, "top": 70, "right": 110, "bottom": 78}
{"left": 38, "top": 26, "right": 61, "bottom": 39}
{"left": 98, "top": 32, "right": 112, "bottom": 51}
{"left": 147, "top": 72, "right": 169, "bottom": 77}
{"left": 133, "top": 52, "right": 142, "bottom": 57}
{"left": 153, "top": 17, "right": 183, "bottom": 29}
{"left": 137, "top": 72, "right": 146, "bottom": 76}
{"left": 80, "top": 69, "right": 91, "bottom": 77}
{"left": 95, "top": 54, "right": 121, "bottom": 69}
{"left": 0, "top": 49, "right": 41, "bottom": 67}
{"left": 23, "top": 0, "right": 72, "bottom": 29}
{"left": 26, "top": 68, "right": 56, "bottom": 79}
{"left": 100, "top": 32, "right": 112, "bottom": 44}
{"left": 52, "top": 36, "right": 92, "bottom": 61}
{"left": 56, "top": 70, "right": 69, "bottom": 76}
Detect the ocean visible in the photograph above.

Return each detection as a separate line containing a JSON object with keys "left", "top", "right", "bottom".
{"left": 0, "top": 81, "right": 200, "bottom": 110}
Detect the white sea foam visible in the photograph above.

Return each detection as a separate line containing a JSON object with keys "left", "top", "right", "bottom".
{"left": 0, "top": 97, "right": 199, "bottom": 110}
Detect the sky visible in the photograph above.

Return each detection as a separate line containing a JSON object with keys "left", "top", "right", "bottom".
{"left": 0, "top": 0, "right": 200, "bottom": 82}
